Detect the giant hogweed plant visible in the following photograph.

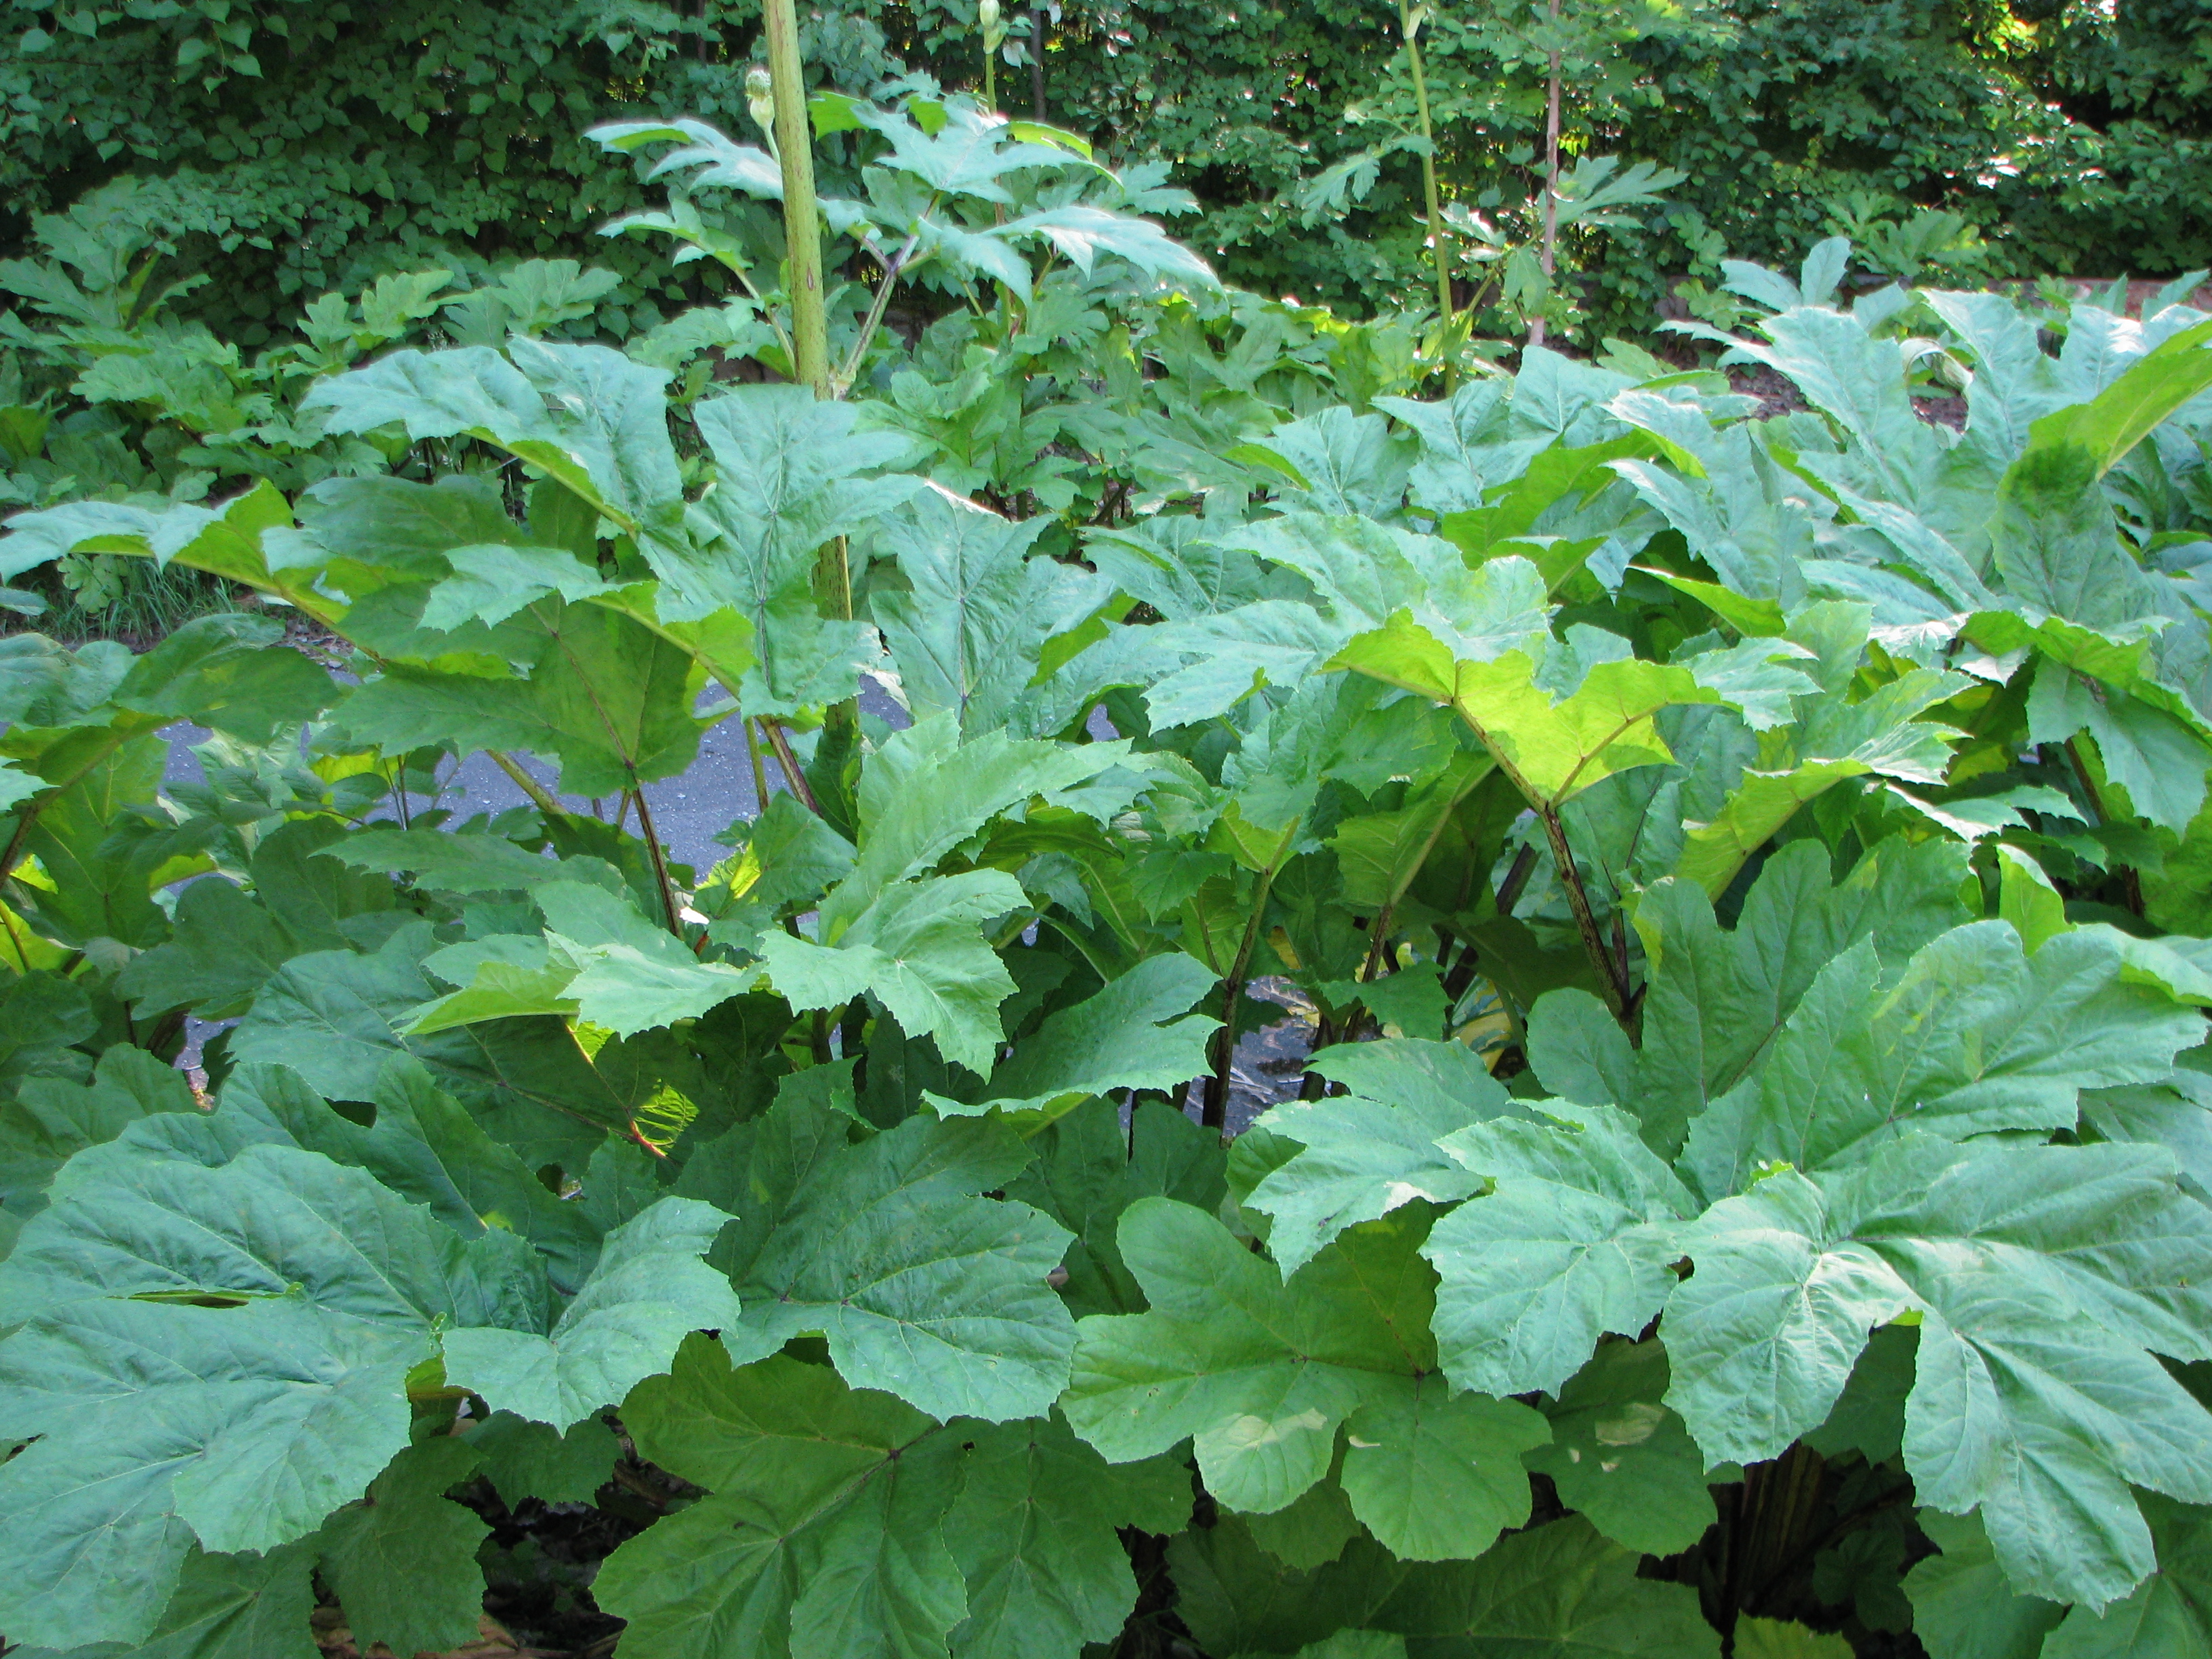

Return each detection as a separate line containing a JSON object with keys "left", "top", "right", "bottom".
{"left": 6, "top": 203, "right": 2212, "bottom": 1658}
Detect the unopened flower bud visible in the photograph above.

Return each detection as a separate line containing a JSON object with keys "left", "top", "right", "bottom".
{"left": 978, "top": 0, "right": 1000, "bottom": 29}
{"left": 746, "top": 66, "right": 775, "bottom": 136}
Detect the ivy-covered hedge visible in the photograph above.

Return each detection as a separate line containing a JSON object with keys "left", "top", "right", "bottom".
{"left": 0, "top": 0, "right": 2207, "bottom": 339}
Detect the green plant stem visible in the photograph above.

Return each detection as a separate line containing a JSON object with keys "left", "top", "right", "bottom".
{"left": 760, "top": 0, "right": 858, "bottom": 749}
{"left": 490, "top": 749, "right": 563, "bottom": 818}
{"left": 1493, "top": 840, "right": 1538, "bottom": 916}
{"left": 628, "top": 787, "right": 686, "bottom": 939}
{"left": 760, "top": 717, "right": 821, "bottom": 812}
{"left": 2065, "top": 736, "right": 2145, "bottom": 914}
{"left": 1536, "top": 802, "right": 1637, "bottom": 1033}
{"left": 983, "top": 41, "right": 996, "bottom": 108}
{"left": 1201, "top": 828, "right": 1298, "bottom": 1133}
{"left": 744, "top": 715, "right": 773, "bottom": 812}
{"left": 1401, "top": 0, "right": 1456, "bottom": 392}
{"left": 836, "top": 224, "right": 928, "bottom": 394}
{"left": 763, "top": 0, "right": 830, "bottom": 401}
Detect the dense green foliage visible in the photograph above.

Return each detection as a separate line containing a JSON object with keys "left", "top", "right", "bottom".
{"left": 6, "top": 92, "right": 2212, "bottom": 1659}
{"left": 1, "top": 0, "right": 2209, "bottom": 344}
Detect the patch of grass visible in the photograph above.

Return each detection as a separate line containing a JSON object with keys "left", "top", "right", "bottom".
{"left": 1, "top": 556, "right": 239, "bottom": 647}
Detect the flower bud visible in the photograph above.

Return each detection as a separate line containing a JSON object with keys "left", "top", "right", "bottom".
{"left": 978, "top": 0, "right": 1000, "bottom": 28}
{"left": 746, "top": 66, "right": 775, "bottom": 136}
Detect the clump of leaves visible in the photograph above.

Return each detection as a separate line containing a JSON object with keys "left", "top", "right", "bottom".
{"left": 6, "top": 148, "right": 2212, "bottom": 1659}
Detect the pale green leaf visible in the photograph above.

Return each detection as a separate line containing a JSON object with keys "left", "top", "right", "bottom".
{"left": 1679, "top": 923, "right": 2205, "bottom": 1199}
{"left": 872, "top": 485, "right": 1113, "bottom": 735}
{"left": 1065, "top": 1200, "right": 1547, "bottom": 1558}
{"left": 761, "top": 869, "right": 1027, "bottom": 1073}
{"left": 1666, "top": 1139, "right": 2212, "bottom": 1608}
{"left": 6, "top": 1539, "right": 319, "bottom": 1659}
{"left": 1242, "top": 1085, "right": 1498, "bottom": 1277}
{"left": 1425, "top": 1103, "right": 1695, "bottom": 1397}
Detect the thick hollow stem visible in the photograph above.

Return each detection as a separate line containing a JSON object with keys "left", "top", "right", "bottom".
{"left": 763, "top": 0, "right": 831, "bottom": 401}
{"left": 1493, "top": 840, "right": 1538, "bottom": 917}
{"left": 1401, "top": 0, "right": 1455, "bottom": 391}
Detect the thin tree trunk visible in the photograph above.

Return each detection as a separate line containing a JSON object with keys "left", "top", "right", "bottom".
{"left": 1031, "top": 5, "right": 1048, "bottom": 119}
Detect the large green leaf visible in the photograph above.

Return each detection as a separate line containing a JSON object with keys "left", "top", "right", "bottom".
{"left": 1534, "top": 838, "right": 1969, "bottom": 1162}
{"left": 7, "top": 1539, "right": 320, "bottom": 1659}
{"left": 0, "top": 1134, "right": 546, "bottom": 1332}
{"left": 0, "top": 1044, "right": 192, "bottom": 1246}
{"left": 1064, "top": 1200, "right": 1548, "bottom": 1559}
{"left": 1903, "top": 1509, "right": 2066, "bottom": 1659}
{"left": 1005, "top": 1093, "right": 1228, "bottom": 1317}
{"left": 466, "top": 1410, "right": 621, "bottom": 1507}
{"left": 1424, "top": 1102, "right": 1697, "bottom": 1397}
{"left": 2038, "top": 1493, "right": 2212, "bottom": 1656}
{"left": 334, "top": 596, "right": 715, "bottom": 796}
{"left": 213, "top": 1057, "right": 602, "bottom": 1298}
{"left": 2024, "top": 316, "right": 2212, "bottom": 479}
{"left": 1681, "top": 921, "right": 2203, "bottom": 1197}
{"left": 1670, "top": 665, "right": 1967, "bottom": 897}
{"left": 681, "top": 386, "right": 917, "bottom": 706}
{"left": 1240, "top": 1075, "right": 1502, "bottom": 1277}
{"left": 760, "top": 869, "right": 1027, "bottom": 1075}
{"left": 872, "top": 485, "right": 1113, "bottom": 735}
{"left": 227, "top": 924, "right": 642, "bottom": 1166}
{"left": 0, "top": 1284, "right": 429, "bottom": 1646}
{"left": 926, "top": 951, "right": 1218, "bottom": 1126}
{"left": 316, "top": 1437, "right": 490, "bottom": 1659}
{"left": 113, "top": 874, "right": 295, "bottom": 1020}
{"left": 1662, "top": 1138, "right": 2212, "bottom": 1608}
{"left": 830, "top": 713, "right": 1136, "bottom": 931}
{"left": 696, "top": 1092, "right": 1078, "bottom": 1422}
{"left": 1526, "top": 1338, "right": 1731, "bottom": 1557}
{"left": 442, "top": 1195, "right": 739, "bottom": 1429}
{"left": 596, "top": 1343, "right": 967, "bottom": 1659}
{"left": 1170, "top": 1514, "right": 1717, "bottom": 1659}
{"left": 301, "top": 340, "right": 687, "bottom": 550}
{"left": 942, "top": 1412, "right": 1192, "bottom": 1659}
